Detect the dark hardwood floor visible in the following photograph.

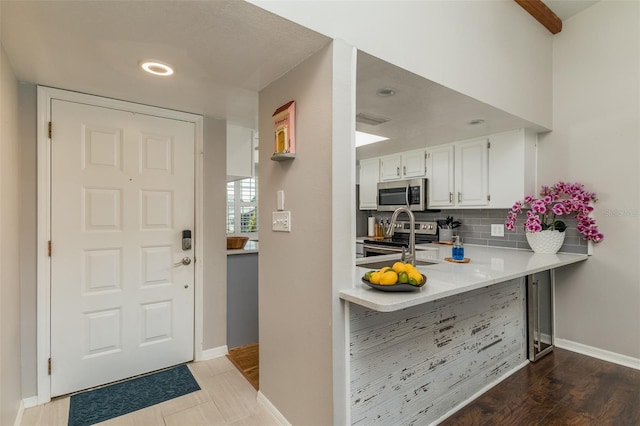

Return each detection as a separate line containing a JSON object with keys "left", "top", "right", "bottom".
{"left": 227, "top": 343, "right": 259, "bottom": 391}
{"left": 443, "top": 348, "right": 640, "bottom": 425}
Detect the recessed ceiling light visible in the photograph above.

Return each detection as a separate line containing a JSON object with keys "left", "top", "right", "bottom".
{"left": 376, "top": 87, "right": 397, "bottom": 97}
{"left": 468, "top": 119, "right": 485, "bottom": 125}
{"left": 140, "top": 60, "right": 174, "bottom": 76}
{"left": 356, "top": 131, "right": 389, "bottom": 147}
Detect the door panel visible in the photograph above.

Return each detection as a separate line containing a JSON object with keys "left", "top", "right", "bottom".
{"left": 50, "top": 99, "right": 195, "bottom": 396}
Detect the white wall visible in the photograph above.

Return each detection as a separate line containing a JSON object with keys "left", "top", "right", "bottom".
{"left": 538, "top": 1, "right": 640, "bottom": 359}
{"left": 18, "top": 83, "right": 37, "bottom": 398}
{"left": 202, "top": 117, "right": 228, "bottom": 350}
{"left": 1, "top": 42, "right": 23, "bottom": 424}
{"left": 258, "top": 40, "right": 355, "bottom": 424}
{"left": 250, "top": 0, "right": 553, "bottom": 129}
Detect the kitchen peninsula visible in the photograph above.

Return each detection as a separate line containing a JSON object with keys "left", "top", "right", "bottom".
{"left": 341, "top": 245, "right": 587, "bottom": 424}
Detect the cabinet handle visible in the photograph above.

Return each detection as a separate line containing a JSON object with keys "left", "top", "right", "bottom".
{"left": 458, "top": 192, "right": 462, "bottom": 203}
{"left": 397, "top": 166, "right": 400, "bottom": 176}
{"left": 449, "top": 192, "right": 453, "bottom": 203}
{"left": 403, "top": 165, "right": 406, "bottom": 175}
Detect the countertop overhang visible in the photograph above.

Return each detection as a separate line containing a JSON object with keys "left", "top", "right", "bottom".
{"left": 341, "top": 245, "right": 588, "bottom": 312}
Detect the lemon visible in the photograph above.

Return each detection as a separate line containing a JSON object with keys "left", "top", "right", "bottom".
{"left": 398, "top": 271, "right": 409, "bottom": 284}
{"left": 408, "top": 270, "right": 423, "bottom": 285}
{"left": 392, "top": 262, "right": 407, "bottom": 273}
{"left": 379, "top": 266, "right": 392, "bottom": 274}
{"left": 379, "top": 271, "right": 398, "bottom": 285}
{"left": 369, "top": 272, "right": 381, "bottom": 284}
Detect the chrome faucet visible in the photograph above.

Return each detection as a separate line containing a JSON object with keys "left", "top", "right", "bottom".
{"left": 389, "top": 206, "right": 416, "bottom": 265}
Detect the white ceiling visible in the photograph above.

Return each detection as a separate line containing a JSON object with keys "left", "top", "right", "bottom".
{"left": 0, "top": 0, "right": 330, "bottom": 129}
{"left": 543, "top": 0, "right": 599, "bottom": 21}
{"left": 1, "top": 0, "right": 598, "bottom": 159}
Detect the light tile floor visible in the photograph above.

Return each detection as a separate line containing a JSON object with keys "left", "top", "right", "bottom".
{"left": 21, "top": 357, "right": 278, "bottom": 426}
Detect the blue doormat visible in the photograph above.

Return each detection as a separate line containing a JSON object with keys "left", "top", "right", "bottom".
{"left": 68, "top": 364, "right": 200, "bottom": 426}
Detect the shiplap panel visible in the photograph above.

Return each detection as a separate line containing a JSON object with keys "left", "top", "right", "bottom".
{"left": 350, "top": 278, "right": 526, "bottom": 425}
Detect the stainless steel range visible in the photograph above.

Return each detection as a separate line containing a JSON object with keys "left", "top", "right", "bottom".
{"left": 363, "top": 220, "right": 438, "bottom": 257}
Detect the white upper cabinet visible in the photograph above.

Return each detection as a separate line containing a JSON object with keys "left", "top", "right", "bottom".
{"left": 426, "top": 145, "right": 455, "bottom": 208}
{"left": 379, "top": 154, "right": 402, "bottom": 181}
{"left": 455, "top": 138, "right": 489, "bottom": 207}
{"left": 488, "top": 129, "right": 537, "bottom": 208}
{"left": 227, "top": 123, "right": 255, "bottom": 181}
{"left": 380, "top": 149, "right": 426, "bottom": 181}
{"left": 358, "top": 157, "right": 380, "bottom": 210}
{"left": 402, "top": 149, "right": 428, "bottom": 178}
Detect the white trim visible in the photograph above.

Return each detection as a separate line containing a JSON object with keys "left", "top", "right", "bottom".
{"left": 13, "top": 400, "right": 25, "bottom": 426}
{"left": 555, "top": 339, "right": 640, "bottom": 371}
{"left": 257, "top": 391, "right": 291, "bottom": 426}
{"left": 199, "top": 345, "right": 228, "bottom": 361}
{"left": 22, "top": 396, "right": 39, "bottom": 409}
{"left": 431, "top": 360, "right": 530, "bottom": 425}
{"left": 36, "top": 86, "right": 204, "bottom": 403}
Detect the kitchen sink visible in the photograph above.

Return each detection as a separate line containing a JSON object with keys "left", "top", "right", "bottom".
{"left": 356, "top": 258, "right": 438, "bottom": 269}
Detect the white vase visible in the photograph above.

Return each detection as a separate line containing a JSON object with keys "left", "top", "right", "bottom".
{"left": 526, "top": 230, "right": 566, "bottom": 254}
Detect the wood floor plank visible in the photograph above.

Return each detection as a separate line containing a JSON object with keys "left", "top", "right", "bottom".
{"left": 227, "top": 343, "right": 259, "bottom": 391}
{"left": 443, "top": 348, "right": 640, "bottom": 425}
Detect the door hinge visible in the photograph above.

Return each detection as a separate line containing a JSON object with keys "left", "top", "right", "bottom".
{"left": 487, "top": 194, "right": 491, "bottom": 201}
{"left": 487, "top": 141, "right": 491, "bottom": 149}
{"left": 48, "top": 240, "right": 52, "bottom": 257}
{"left": 48, "top": 122, "right": 52, "bottom": 139}
{"left": 48, "top": 358, "right": 52, "bottom": 375}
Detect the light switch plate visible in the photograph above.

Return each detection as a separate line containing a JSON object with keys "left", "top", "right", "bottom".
{"left": 272, "top": 211, "right": 291, "bottom": 232}
{"left": 491, "top": 224, "right": 505, "bottom": 237}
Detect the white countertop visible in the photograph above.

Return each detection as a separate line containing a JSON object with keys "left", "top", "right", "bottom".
{"left": 341, "top": 245, "right": 588, "bottom": 312}
{"left": 227, "top": 240, "right": 259, "bottom": 255}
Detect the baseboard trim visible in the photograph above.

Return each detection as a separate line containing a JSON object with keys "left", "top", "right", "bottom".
{"left": 13, "top": 399, "right": 25, "bottom": 426}
{"left": 199, "top": 345, "right": 228, "bottom": 361}
{"left": 431, "top": 360, "right": 530, "bottom": 425}
{"left": 22, "top": 396, "right": 38, "bottom": 409}
{"left": 257, "top": 391, "right": 291, "bottom": 426}
{"left": 555, "top": 338, "right": 640, "bottom": 370}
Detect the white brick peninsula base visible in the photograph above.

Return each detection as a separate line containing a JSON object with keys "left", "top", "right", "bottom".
{"left": 350, "top": 278, "right": 526, "bottom": 424}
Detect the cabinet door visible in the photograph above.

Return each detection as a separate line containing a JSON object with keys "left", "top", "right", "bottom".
{"left": 227, "top": 123, "right": 255, "bottom": 181}
{"left": 358, "top": 158, "right": 380, "bottom": 210}
{"left": 427, "top": 145, "right": 455, "bottom": 207}
{"left": 456, "top": 139, "right": 489, "bottom": 206}
{"left": 402, "top": 149, "right": 427, "bottom": 178}
{"left": 380, "top": 154, "right": 402, "bottom": 181}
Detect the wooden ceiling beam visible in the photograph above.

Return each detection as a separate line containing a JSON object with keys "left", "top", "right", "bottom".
{"left": 514, "top": 0, "right": 562, "bottom": 34}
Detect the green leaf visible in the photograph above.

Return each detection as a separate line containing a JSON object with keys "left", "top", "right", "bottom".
{"left": 552, "top": 220, "right": 567, "bottom": 232}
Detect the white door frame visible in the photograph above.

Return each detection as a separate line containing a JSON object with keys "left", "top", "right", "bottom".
{"left": 36, "top": 86, "right": 205, "bottom": 404}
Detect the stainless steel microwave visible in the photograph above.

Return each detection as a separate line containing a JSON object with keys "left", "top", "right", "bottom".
{"left": 377, "top": 178, "right": 428, "bottom": 211}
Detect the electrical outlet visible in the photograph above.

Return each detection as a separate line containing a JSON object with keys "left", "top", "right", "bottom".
{"left": 491, "top": 224, "right": 505, "bottom": 237}
{"left": 272, "top": 211, "right": 291, "bottom": 232}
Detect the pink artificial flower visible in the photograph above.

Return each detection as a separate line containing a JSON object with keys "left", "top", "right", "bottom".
{"left": 512, "top": 201, "right": 522, "bottom": 213}
{"left": 526, "top": 222, "right": 542, "bottom": 232}
{"left": 524, "top": 195, "right": 534, "bottom": 204}
{"left": 551, "top": 203, "right": 565, "bottom": 215}
{"left": 505, "top": 220, "right": 515, "bottom": 231}
{"left": 531, "top": 200, "right": 546, "bottom": 214}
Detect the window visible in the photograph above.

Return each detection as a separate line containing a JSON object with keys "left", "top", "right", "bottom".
{"left": 226, "top": 177, "right": 258, "bottom": 237}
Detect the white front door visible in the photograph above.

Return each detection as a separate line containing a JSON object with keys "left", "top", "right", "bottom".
{"left": 50, "top": 99, "right": 195, "bottom": 397}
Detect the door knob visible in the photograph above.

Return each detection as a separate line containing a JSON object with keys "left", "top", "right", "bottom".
{"left": 174, "top": 257, "right": 191, "bottom": 266}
